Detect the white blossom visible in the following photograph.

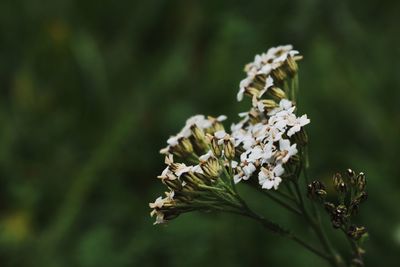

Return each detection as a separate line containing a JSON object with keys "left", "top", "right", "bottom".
{"left": 287, "top": 115, "right": 310, "bottom": 137}
{"left": 277, "top": 139, "right": 298, "bottom": 164}
{"left": 150, "top": 210, "right": 166, "bottom": 225}
{"left": 199, "top": 150, "right": 213, "bottom": 162}
{"left": 149, "top": 196, "right": 165, "bottom": 209}
{"left": 258, "top": 164, "right": 284, "bottom": 190}
{"left": 174, "top": 163, "right": 192, "bottom": 177}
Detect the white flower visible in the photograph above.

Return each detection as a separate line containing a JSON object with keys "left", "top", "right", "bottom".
{"left": 267, "top": 126, "right": 284, "bottom": 142}
{"left": 174, "top": 163, "right": 192, "bottom": 177}
{"left": 165, "top": 191, "right": 175, "bottom": 200}
{"left": 233, "top": 162, "right": 255, "bottom": 184}
{"left": 257, "top": 63, "right": 273, "bottom": 76}
{"left": 167, "top": 135, "right": 181, "bottom": 146}
{"left": 216, "top": 115, "right": 227, "bottom": 122}
{"left": 160, "top": 114, "right": 228, "bottom": 155}
{"left": 277, "top": 139, "right": 298, "bottom": 163}
{"left": 268, "top": 99, "right": 294, "bottom": 116}
{"left": 199, "top": 150, "right": 213, "bottom": 162}
{"left": 247, "top": 146, "right": 264, "bottom": 162}
{"left": 258, "top": 76, "right": 274, "bottom": 98}
{"left": 237, "top": 86, "right": 245, "bottom": 102}
{"left": 149, "top": 196, "right": 165, "bottom": 209}
{"left": 242, "top": 163, "right": 256, "bottom": 177}
{"left": 231, "top": 160, "right": 238, "bottom": 168}
{"left": 214, "top": 130, "right": 227, "bottom": 139}
{"left": 191, "top": 164, "right": 204, "bottom": 174}
{"left": 165, "top": 154, "right": 174, "bottom": 165}
{"left": 233, "top": 172, "right": 244, "bottom": 184}
{"left": 159, "top": 146, "right": 169, "bottom": 154}
{"left": 150, "top": 210, "right": 166, "bottom": 225}
{"left": 157, "top": 166, "right": 176, "bottom": 181}
{"left": 258, "top": 164, "right": 284, "bottom": 190}
{"left": 287, "top": 115, "right": 310, "bottom": 137}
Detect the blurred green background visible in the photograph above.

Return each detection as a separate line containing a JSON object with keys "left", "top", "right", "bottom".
{"left": 0, "top": 0, "right": 399, "bottom": 266}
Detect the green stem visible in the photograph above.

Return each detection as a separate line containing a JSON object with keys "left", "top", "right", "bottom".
{"left": 238, "top": 208, "right": 331, "bottom": 262}
{"left": 292, "top": 181, "right": 344, "bottom": 267}
{"left": 256, "top": 187, "right": 302, "bottom": 216}
{"left": 340, "top": 227, "right": 364, "bottom": 266}
{"left": 275, "top": 189, "right": 298, "bottom": 204}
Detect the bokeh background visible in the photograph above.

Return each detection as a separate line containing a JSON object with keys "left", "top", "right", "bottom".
{"left": 1, "top": 0, "right": 399, "bottom": 266}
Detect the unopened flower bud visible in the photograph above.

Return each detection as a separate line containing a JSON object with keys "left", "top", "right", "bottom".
{"left": 259, "top": 99, "right": 278, "bottom": 110}
{"left": 169, "top": 138, "right": 194, "bottom": 157}
{"left": 206, "top": 117, "right": 225, "bottom": 134}
{"left": 358, "top": 191, "right": 368, "bottom": 202}
{"left": 224, "top": 139, "right": 235, "bottom": 160}
{"left": 349, "top": 192, "right": 367, "bottom": 215}
{"left": 347, "top": 168, "right": 355, "bottom": 177}
{"left": 207, "top": 134, "right": 223, "bottom": 158}
{"left": 347, "top": 168, "right": 357, "bottom": 186}
{"left": 246, "top": 87, "right": 260, "bottom": 97}
{"left": 179, "top": 138, "right": 193, "bottom": 153}
{"left": 190, "top": 125, "right": 209, "bottom": 151}
{"left": 201, "top": 157, "right": 221, "bottom": 178}
{"left": 349, "top": 198, "right": 361, "bottom": 215}
{"left": 180, "top": 172, "right": 204, "bottom": 188}
{"left": 307, "top": 180, "right": 327, "bottom": 201}
{"left": 357, "top": 172, "right": 366, "bottom": 191}
{"left": 271, "top": 67, "right": 287, "bottom": 81}
{"left": 333, "top": 173, "right": 346, "bottom": 193}
{"left": 338, "top": 182, "right": 347, "bottom": 194}
{"left": 163, "top": 179, "right": 182, "bottom": 191}
{"left": 190, "top": 124, "right": 205, "bottom": 143}
{"left": 324, "top": 202, "right": 335, "bottom": 213}
{"left": 270, "top": 87, "right": 287, "bottom": 99}
{"left": 293, "top": 128, "right": 308, "bottom": 146}
{"left": 254, "top": 74, "right": 266, "bottom": 84}
{"left": 347, "top": 225, "right": 367, "bottom": 240}
{"left": 284, "top": 56, "right": 298, "bottom": 77}
{"left": 331, "top": 204, "right": 348, "bottom": 228}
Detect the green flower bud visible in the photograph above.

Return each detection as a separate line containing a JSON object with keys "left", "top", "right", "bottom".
{"left": 333, "top": 173, "right": 347, "bottom": 193}
{"left": 347, "top": 168, "right": 357, "bottom": 186}
{"left": 347, "top": 225, "right": 367, "bottom": 240}
{"left": 207, "top": 135, "right": 222, "bottom": 158}
{"left": 190, "top": 124, "right": 209, "bottom": 151}
{"left": 270, "top": 87, "right": 287, "bottom": 99}
{"left": 164, "top": 179, "right": 182, "bottom": 191}
{"left": 284, "top": 56, "right": 299, "bottom": 77}
{"left": 307, "top": 180, "right": 327, "bottom": 201}
{"left": 271, "top": 67, "right": 287, "bottom": 81}
{"left": 224, "top": 139, "right": 235, "bottom": 160}
{"left": 357, "top": 172, "right": 366, "bottom": 191}
{"left": 201, "top": 157, "right": 221, "bottom": 178}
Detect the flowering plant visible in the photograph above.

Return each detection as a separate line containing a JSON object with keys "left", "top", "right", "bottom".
{"left": 150, "top": 45, "right": 368, "bottom": 267}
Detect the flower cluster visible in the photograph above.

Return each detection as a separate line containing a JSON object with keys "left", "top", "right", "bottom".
{"left": 160, "top": 115, "right": 227, "bottom": 158}
{"left": 237, "top": 45, "right": 301, "bottom": 102}
{"left": 150, "top": 45, "right": 310, "bottom": 224}
{"left": 149, "top": 44, "right": 370, "bottom": 267}
{"left": 231, "top": 45, "right": 309, "bottom": 190}
{"left": 150, "top": 115, "right": 245, "bottom": 224}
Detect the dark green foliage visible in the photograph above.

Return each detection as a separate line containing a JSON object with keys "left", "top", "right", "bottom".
{"left": 0, "top": 0, "right": 399, "bottom": 266}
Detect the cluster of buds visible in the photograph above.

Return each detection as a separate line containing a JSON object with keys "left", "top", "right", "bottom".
{"left": 150, "top": 116, "right": 244, "bottom": 224}
{"left": 308, "top": 169, "right": 368, "bottom": 240}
